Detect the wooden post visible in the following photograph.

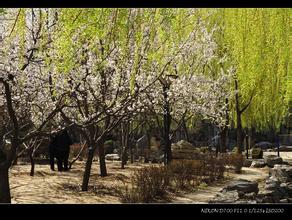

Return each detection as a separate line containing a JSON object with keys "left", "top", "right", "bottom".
{"left": 245, "top": 134, "right": 249, "bottom": 159}
{"left": 276, "top": 134, "right": 280, "bottom": 157}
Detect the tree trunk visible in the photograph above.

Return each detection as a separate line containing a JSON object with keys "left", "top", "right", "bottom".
{"left": 0, "top": 166, "right": 11, "bottom": 203}
{"left": 130, "top": 142, "right": 134, "bottom": 164}
{"left": 236, "top": 110, "right": 243, "bottom": 154}
{"left": 98, "top": 140, "right": 107, "bottom": 177}
{"left": 121, "top": 122, "right": 129, "bottom": 169}
{"left": 69, "top": 144, "right": 86, "bottom": 169}
{"left": 82, "top": 145, "right": 94, "bottom": 191}
{"left": 248, "top": 127, "right": 255, "bottom": 149}
{"left": 29, "top": 150, "right": 35, "bottom": 177}
{"left": 182, "top": 118, "right": 189, "bottom": 142}
{"left": 245, "top": 134, "right": 249, "bottom": 159}
{"left": 220, "top": 98, "right": 229, "bottom": 153}
{"left": 163, "top": 85, "right": 172, "bottom": 165}
{"left": 219, "top": 129, "right": 226, "bottom": 153}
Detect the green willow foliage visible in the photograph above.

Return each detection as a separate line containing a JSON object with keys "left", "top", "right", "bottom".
{"left": 212, "top": 8, "right": 291, "bottom": 132}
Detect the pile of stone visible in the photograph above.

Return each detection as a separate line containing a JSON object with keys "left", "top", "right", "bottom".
{"left": 257, "top": 164, "right": 292, "bottom": 203}
{"left": 210, "top": 161, "right": 292, "bottom": 203}
{"left": 105, "top": 154, "right": 120, "bottom": 161}
{"left": 263, "top": 155, "right": 286, "bottom": 168}
{"left": 279, "top": 145, "right": 292, "bottom": 152}
{"left": 209, "top": 179, "right": 259, "bottom": 204}
{"left": 171, "top": 140, "right": 199, "bottom": 160}
{"left": 247, "top": 155, "right": 286, "bottom": 168}
{"left": 250, "top": 159, "right": 266, "bottom": 168}
{"left": 251, "top": 147, "right": 263, "bottom": 159}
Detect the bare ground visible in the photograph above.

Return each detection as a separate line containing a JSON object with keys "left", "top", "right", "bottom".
{"left": 10, "top": 161, "right": 148, "bottom": 204}
{"left": 9, "top": 152, "right": 292, "bottom": 204}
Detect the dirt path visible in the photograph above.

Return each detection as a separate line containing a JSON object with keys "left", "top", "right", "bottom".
{"left": 172, "top": 167, "right": 270, "bottom": 204}
{"left": 172, "top": 152, "right": 292, "bottom": 204}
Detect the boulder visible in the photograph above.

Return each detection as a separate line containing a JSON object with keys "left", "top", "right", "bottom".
{"left": 171, "top": 140, "right": 199, "bottom": 159}
{"left": 171, "top": 140, "right": 195, "bottom": 151}
{"left": 255, "top": 142, "right": 274, "bottom": 150}
{"left": 257, "top": 190, "right": 281, "bottom": 203}
{"left": 280, "top": 199, "right": 289, "bottom": 203}
{"left": 243, "top": 159, "right": 253, "bottom": 167}
{"left": 209, "top": 191, "right": 239, "bottom": 203}
{"left": 221, "top": 179, "right": 259, "bottom": 194}
{"left": 105, "top": 154, "right": 120, "bottom": 161}
{"left": 279, "top": 145, "right": 292, "bottom": 152}
{"left": 210, "top": 190, "right": 258, "bottom": 204}
{"left": 265, "top": 177, "right": 280, "bottom": 191}
{"left": 280, "top": 182, "right": 292, "bottom": 197}
{"left": 270, "top": 164, "right": 292, "bottom": 183}
{"left": 251, "top": 160, "right": 266, "bottom": 168}
{"left": 251, "top": 147, "right": 263, "bottom": 159}
{"left": 264, "top": 155, "right": 283, "bottom": 168}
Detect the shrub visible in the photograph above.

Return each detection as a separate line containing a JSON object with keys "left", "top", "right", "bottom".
{"left": 168, "top": 160, "right": 202, "bottom": 190}
{"left": 120, "top": 153, "right": 227, "bottom": 203}
{"left": 223, "top": 153, "right": 244, "bottom": 173}
{"left": 200, "top": 153, "right": 225, "bottom": 182}
{"left": 199, "top": 147, "right": 210, "bottom": 153}
{"left": 121, "top": 166, "right": 170, "bottom": 203}
{"left": 251, "top": 147, "right": 263, "bottom": 159}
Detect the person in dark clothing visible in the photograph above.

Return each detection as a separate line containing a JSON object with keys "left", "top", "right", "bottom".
{"left": 49, "top": 129, "right": 72, "bottom": 171}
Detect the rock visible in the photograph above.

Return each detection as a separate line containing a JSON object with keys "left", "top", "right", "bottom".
{"left": 270, "top": 164, "right": 292, "bottom": 183}
{"left": 280, "top": 199, "right": 289, "bottom": 203}
{"left": 243, "top": 159, "right": 253, "bottom": 167}
{"left": 171, "top": 140, "right": 199, "bottom": 159}
{"left": 255, "top": 142, "right": 274, "bottom": 150}
{"left": 105, "top": 154, "right": 120, "bottom": 161}
{"left": 282, "top": 161, "right": 290, "bottom": 165}
{"left": 251, "top": 160, "right": 266, "bottom": 168}
{"left": 257, "top": 190, "right": 281, "bottom": 203}
{"left": 251, "top": 147, "right": 263, "bottom": 159}
{"left": 210, "top": 191, "right": 258, "bottom": 204}
{"left": 265, "top": 177, "right": 280, "bottom": 190}
{"left": 221, "top": 179, "right": 259, "bottom": 194}
{"left": 209, "top": 191, "right": 239, "bottom": 203}
{"left": 171, "top": 140, "right": 195, "bottom": 150}
{"left": 279, "top": 145, "right": 292, "bottom": 152}
{"left": 264, "top": 155, "right": 283, "bottom": 168}
{"left": 280, "top": 182, "right": 292, "bottom": 197}
{"left": 235, "top": 200, "right": 257, "bottom": 204}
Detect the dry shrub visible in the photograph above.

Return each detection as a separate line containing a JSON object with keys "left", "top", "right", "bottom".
{"left": 199, "top": 154, "right": 225, "bottom": 183}
{"left": 223, "top": 153, "right": 244, "bottom": 173}
{"left": 121, "top": 166, "right": 170, "bottom": 203}
{"left": 120, "top": 153, "right": 227, "bottom": 203}
{"left": 167, "top": 159, "right": 202, "bottom": 190}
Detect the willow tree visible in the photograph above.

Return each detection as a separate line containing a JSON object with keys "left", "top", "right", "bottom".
{"left": 214, "top": 8, "right": 291, "bottom": 152}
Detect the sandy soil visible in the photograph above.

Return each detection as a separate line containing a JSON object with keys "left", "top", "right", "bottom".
{"left": 10, "top": 161, "right": 149, "bottom": 204}
{"left": 9, "top": 152, "right": 292, "bottom": 204}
